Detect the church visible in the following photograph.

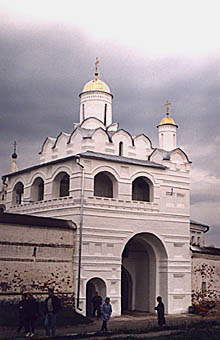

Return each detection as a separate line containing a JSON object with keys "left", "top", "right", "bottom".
{"left": 1, "top": 61, "right": 220, "bottom": 316}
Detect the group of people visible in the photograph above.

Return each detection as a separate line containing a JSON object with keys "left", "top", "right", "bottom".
{"left": 17, "top": 288, "right": 61, "bottom": 337}
{"left": 92, "top": 293, "right": 166, "bottom": 331}
{"left": 17, "top": 289, "right": 165, "bottom": 337}
{"left": 92, "top": 292, "right": 112, "bottom": 332}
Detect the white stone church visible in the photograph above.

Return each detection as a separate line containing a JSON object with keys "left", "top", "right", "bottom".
{"left": 1, "top": 63, "right": 219, "bottom": 316}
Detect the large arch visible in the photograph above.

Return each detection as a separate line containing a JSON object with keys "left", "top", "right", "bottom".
{"left": 86, "top": 277, "right": 106, "bottom": 317}
{"left": 94, "top": 171, "right": 117, "bottom": 198}
{"left": 121, "top": 232, "right": 168, "bottom": 313}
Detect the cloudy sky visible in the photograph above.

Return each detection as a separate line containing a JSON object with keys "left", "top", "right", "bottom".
{"left": 0, "top": 0, "right": 220, "bottom": 245}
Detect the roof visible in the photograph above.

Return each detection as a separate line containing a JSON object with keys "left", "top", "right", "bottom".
{"left": 191, "top": 245, "right": 220, "bottom": 256}
{"left": 2, "top": 151, "right": 166, "bottom": 179}
{"left": 80, "top": 151, "right": 166, "bottom": 169}
{"left": 190, "top": 219, "right": 210, "bottom": 232}
{"left": 0, "top": 211, "right": 76, "bottom": 230}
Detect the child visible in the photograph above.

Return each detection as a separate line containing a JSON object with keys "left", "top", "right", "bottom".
{"left": 100, "top": 297, "right": 112, "bottom": 332}
{"left": 155, "top": 296, "right": 166, "bottom": 327}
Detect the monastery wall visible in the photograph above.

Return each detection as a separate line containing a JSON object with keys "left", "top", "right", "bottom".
{"left": 192, "top": 253, "right": 220, "bottom": 304}
{"left": 0, "top": 222, "right": 76, "bottom": 301}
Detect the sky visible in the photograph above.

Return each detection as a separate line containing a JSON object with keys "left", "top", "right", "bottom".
{"left": 0, "top": 0, "right": 220, "bottom": 246}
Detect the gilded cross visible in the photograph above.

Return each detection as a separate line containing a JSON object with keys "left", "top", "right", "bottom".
{"left": 164, "top": 100, "right": 171, "bottom": 116}
{"left": 95, "top": 57, "right": 100, "bottom": 73}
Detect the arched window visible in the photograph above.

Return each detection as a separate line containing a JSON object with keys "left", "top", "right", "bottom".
{"left": 53, "top": 172, "right": 70, "bottom": 198}
{"left": 94, "top": 172, "right": 114, "bottom": 198}
{"left": 60, "top": 173, "right": 70, "bottom": 197}
{"left": 132, "top": 176, "right": 152, "bottom": 202}
{"left": 12, "top": 182, "right": 24, "bottom": 205}
{"left": 119, "top": 142, "right": 123, "bottom": 156}
{"left": 31, "top": 177, "right": 44, "bottom": 201}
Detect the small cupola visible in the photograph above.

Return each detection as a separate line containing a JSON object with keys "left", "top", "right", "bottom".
{"left": 79, "top": 58, "right": 113, "bottom": 126}
{"left": 157, "top": 101, "right": 178, "bottom": 151}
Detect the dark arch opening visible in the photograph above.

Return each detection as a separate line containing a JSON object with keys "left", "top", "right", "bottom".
{"left": 59, "top": 173, "right": 70, "bottom": 197}
{"left": 86, "top": 278, "right": 106, "bottom": 317}
{"left": 121, "top": 266, "right": 132, "bottom": 313}
{"left": 132, "top": 177, "right": 152, "bottom": 202}
{"left": 32, "top": 177, "right": 44, "bottom": 201}
{"left": 119, "top": 142, "right": 123, "bottom": 156}
{"left": 94, "top": 172, "right": 114, "bottom": 198}
{"left": 13, "top": 182, "right": 24, "bottom": 205}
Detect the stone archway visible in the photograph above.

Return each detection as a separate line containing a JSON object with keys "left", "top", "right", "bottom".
{"left": 86, "top": 278, "right": 106, "bottom": 317}
{"left": 121, "top": 233, "right": 168, "bottom": 313}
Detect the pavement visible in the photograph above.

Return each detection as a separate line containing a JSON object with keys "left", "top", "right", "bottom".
{"left": 1, "top": 312, "right": 218, "bottom": 340}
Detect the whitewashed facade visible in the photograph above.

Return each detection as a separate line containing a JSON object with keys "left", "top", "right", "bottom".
{"left": 2, "top": 67, "right": 194, "bottom": 315}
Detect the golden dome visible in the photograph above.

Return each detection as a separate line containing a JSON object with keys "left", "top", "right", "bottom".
{"left": 82, "top": 78, "right": 110, "bottom": 93}
{"left": 159, "top": 116, "right": 177, "bottom": 126}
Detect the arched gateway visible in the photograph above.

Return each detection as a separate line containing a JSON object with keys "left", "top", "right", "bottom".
{"left": 121, "top": 233, "right": 168, "bottom": 313}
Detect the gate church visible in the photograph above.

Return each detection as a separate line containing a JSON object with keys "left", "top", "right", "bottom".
{"left": 2, "top": 62, "right": 197, "bottom": 316}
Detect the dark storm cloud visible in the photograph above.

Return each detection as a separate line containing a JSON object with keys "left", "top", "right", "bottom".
{"left": 0, "top": 21, "right": 220, "bottom": 245}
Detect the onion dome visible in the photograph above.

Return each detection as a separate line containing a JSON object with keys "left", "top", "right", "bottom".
{"left": 81, "top": 57, "right": 111, "bottom": 94}
{"left": 158, "top": 116, "right": 177, "bottom": 126}
{"left": 12, "top": 152, "right": 17, "bottom": 159}
{"left": 82, "top": 78, "right": 110, "bottom": 93}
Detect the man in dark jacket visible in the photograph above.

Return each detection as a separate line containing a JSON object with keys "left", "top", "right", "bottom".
{"left": 92, "top": 292, "right": 102, "bottom": 318}
{"left": 155, "top": 296, "right": 166, "bottom": 327}
{"left": 24, "top": 293, "right": 39, "bottom": 337}
{"left": 44, "top": 288, "right": 61, "bottom": 336}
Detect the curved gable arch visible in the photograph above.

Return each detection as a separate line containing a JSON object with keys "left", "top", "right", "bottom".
{"left": 80, "top": 117, "right": 106, "bottom": 130}
{"left": 39, "top": 137, "right": 56, "bottom": 155}
{"left": 91, "top": 127, "right": 111, "bottom": 143}
{"left": 170, "top": 148, "right": 191, "bottom": 163}
{"left": 134, "top": 134, "right": 153, "bottom": 149}
{"left": 52, "top": 132, "right": 70, "bottom": 150}
{"left": 112, "top": 129, "right": 134, "bottom": 146}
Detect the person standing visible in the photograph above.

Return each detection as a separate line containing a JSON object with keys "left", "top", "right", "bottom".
{"left": 155, "top": 296, "right": 166, "bottom": 327}
{"left": 16, "top": 292, "right": 28, "bottom": 334}
{"left": 44, "top": 288, "right": 61, "bottom": 337}
{"left": 92, "top": 292, "right": 102, "bottom": 318}
{"left": 100, "top": 297, "right": 112, "bottom": 332}
{"left": 24, "top": 293, "right": 39, "bottom": 337}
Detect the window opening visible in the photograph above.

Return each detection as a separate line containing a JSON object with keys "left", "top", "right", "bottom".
{"left": 94, "top": 172, "right": 113, "bottom": 198}
{"left": 60, "top": 173, "right": 70, "bottom": 197}
{"left": 104, "top": 104, "right": 107, "bottom": 125}
{"left": 119, "top": 142, "right": 123, "bottom": 156}
{"left": 132, "top": 177, "right": 150, "bottom": 202}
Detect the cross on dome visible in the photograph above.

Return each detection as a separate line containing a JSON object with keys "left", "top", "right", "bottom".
{"left": 164, "top": 100, "right": 171, "bottom": 116}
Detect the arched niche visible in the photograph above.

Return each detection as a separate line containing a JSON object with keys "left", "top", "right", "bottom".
{"left": 86, "top": 277, "right": 106, "bottom": 317}
{"left": 132, "top": 176, "right": 153, "bottom": 202}
{"left": 12, "top": 182, "right": 24, "bottom": 205}
{"left": 94, "top": 171, "right": 117, "bottom": 198}
{"left": 52, "top": 171, "right": 70, "bottom": 198}
{"left": 31, "top": 177, "right": 44, "bottom": 201}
